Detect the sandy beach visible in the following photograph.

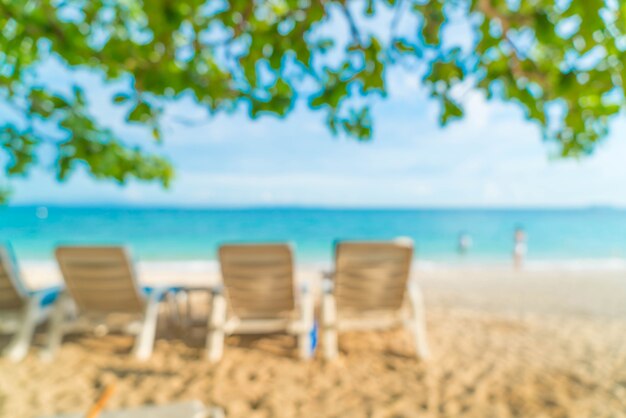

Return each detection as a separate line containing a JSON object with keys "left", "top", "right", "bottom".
{"left": 2, "top": 265, "right": 626, "bottom": 418}
{"left": 3, "top": 0, "right": 626, "bottom": 416}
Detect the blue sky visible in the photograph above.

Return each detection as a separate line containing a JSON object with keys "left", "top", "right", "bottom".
{"left": 3, "top": 5, "right": 626, "bottom": 210}
{"left": 3, "top": 4, "right": 626, "bottom": 209}
{"left": 6, "top": 63, "right": 626, "bottom": 209}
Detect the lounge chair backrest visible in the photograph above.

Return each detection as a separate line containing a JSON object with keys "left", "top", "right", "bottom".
{"left": 334, "top": 239, "right": 414, "bottom": 313}
{"left": 219, "top": 244, "right": 295, "bottom": 319}
{"left": 55, "top": 246, "right": 145, "bottom": 314}
{"left": 0, "top": 245, "right": 26, "bottom": 310}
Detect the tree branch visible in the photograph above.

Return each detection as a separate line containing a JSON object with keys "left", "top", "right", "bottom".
{"left": 339, "top": 3, "right": 363, "bottom": 46}
{"left": 390, "top": 0, "right": 405, "bottom": 37}
{"left": 476, "top": 0, "right": 547, "bottom": 85}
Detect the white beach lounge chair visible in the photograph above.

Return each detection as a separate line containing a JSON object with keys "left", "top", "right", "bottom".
{"left": 0, "top": 245, "right": 60, "bottom": 361}
{"left": 39, "top": 400, "right": 224, "bottom": 418}
{"left": 43, "top": 246, "right": 175, "bottom": 361}
{"left": 207, "top": 243, "right": 314, "bottom": 362}
{"left": 322, "top": 238, "right": 430, "bottom": 360}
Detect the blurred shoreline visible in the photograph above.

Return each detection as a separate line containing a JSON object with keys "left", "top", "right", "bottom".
{"left": 19, "top": 257, "right": 626, "bottom": 289}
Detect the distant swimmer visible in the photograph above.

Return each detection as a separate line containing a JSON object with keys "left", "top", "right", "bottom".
{"left": 458, "top": 232, "right": 472, "bottom": 255}
{"left": 513, "top": 226, "right": 527, "bottom": 270}
{"left": 36, "top": 206, "right": 48, "bottom": 220}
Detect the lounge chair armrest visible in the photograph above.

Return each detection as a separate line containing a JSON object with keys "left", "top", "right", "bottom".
{"left": 208, "top": 292, "right": 227, "bottom": 328}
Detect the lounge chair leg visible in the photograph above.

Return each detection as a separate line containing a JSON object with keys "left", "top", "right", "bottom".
{"left": 40, "top": 293, "right": 70, "bottom": 361}
{"left": 165, "top": 290, "right": 180, "bottom": 329}
{"left": 3, "top": 297, "right": 40, "bottom": 362}
{"left": 322, "top": 292, "right": 338, "bottom": 360}
{"left": 133, "top": 294, "right": 160, "bottom": 360}
{"left": 174, "top": 291, "right": 187, "bottom": 328}
{"left": 408, "top": 282, "right": 430, "bottom": 360}
{"left": 206, "top": 292, "right": 226, "bottom": 363}
{"left": 297, "top": 286, "right": 314, "bottom": 360}
{"left": 297, "top": 331, "right": 311, "bottom": 360}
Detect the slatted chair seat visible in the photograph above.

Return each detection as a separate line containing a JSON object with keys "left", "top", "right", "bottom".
{"left": 322, "top": 238, "right": 430, "bottom": 360}
{"left": 42, "top": 246, "right": 177, "bottom": 361}
{"left": 206, "top": 243, "right": 314, "bottom": 362}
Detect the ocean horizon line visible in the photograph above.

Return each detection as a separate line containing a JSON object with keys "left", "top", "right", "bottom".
{"left": 2, "top": 204, "right": 625, "bottom": 212}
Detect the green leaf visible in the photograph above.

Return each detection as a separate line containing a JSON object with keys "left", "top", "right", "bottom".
{"left": 127, "top": 101, "right": 153, "bottom": 123}
{"left": 440, "top": 96, "right": 464, "bottom": 126}
{"left": 1, "top": 0, "right": 625, "bottom": 202}
{"left": 113, "top": 93, "right": 131, "bottom": 104}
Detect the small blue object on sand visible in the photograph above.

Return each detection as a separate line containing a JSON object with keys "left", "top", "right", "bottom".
{"left": 31, "top": 286, "right": 62, "bottom": 307}
{"left": 310, "top": 320, "right": 318, "bottom": 354}
{"left": 143, "top": 285, "right": 184, "bottom": 300}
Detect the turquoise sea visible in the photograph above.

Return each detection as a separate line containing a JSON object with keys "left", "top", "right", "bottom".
{"left": 1, "top": 206, "right": 625, "bottom": 264}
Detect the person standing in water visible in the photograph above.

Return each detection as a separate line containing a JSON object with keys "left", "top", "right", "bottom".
{"left": 458, "top": 232, "right": 472, "bottom": 255}
{"left": 513, "top": 226, "right": 527, "bottom": 270}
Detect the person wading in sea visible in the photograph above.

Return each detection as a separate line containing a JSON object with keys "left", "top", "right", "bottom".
{"left": 513, "top": 226, "right": 527, "bottom": 270}
{"left": 458, "top": 232, "right": 472, "bottom": 256}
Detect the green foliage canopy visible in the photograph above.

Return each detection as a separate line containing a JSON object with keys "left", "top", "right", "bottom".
{"left": 1, "top": 0, "right": 625, "bottom": 201}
